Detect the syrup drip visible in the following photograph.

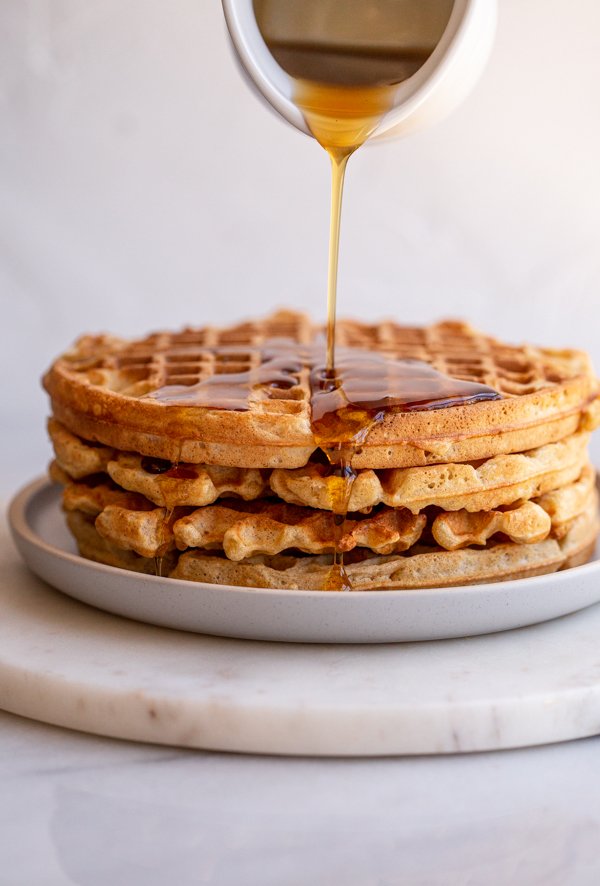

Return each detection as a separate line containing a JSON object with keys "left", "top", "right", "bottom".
{"left": 141, "top": 458, "right": 198, "bottom": 481}
{"left": 141, "top": 456, "right": 171, "bottom": 474}
{"left": 164, "top": 465, "right": 198, "bottom": 480}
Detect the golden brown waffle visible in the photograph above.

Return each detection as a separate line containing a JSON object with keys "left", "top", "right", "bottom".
{"left": 170, "top": 506, "right": 599, "bottom": 590}
{"left": 432, "top": 464, "right": 596, "bottom": 550}
{"left": 48, "top": 418, "right": 114, "bottom": 479}
{"left": 107, "top": 453, "right": 269, "bottom": 509}
{"left": 172, "top": 502, "right": 426, "bottom": 560}
{"left": 60, "top": 469, "right": 596, "bottom": 560}
{"left": 66, "top": 511, "right": 177, "bottom": 576}
{"left": 48, "top": 417, "right": 591, "bottom": 516}
{"left": 535, "top": 463, "right": 596, "bottom": 524}
{"left": 65, "top": 504, "right": 597, "bottom": 591}
{"left": 431, "top": 500, "right": 551, "bottom": 550}
{"left": 44, "top": 311, "right": 600, "bottom": 469}
{"left": 270, "top": 432, "right": 590, "bottom": 514}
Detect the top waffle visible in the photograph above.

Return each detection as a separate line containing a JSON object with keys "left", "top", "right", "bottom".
{"left": 44, "top": 311, "right": 600, "bottom": 469}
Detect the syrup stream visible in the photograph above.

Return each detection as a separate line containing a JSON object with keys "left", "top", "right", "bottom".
{"left": 325, "top": 151, "right": 349, "bottom": 374}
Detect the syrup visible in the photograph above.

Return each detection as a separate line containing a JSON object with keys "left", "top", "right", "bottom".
{"left": 294, "top": 80, "right": 398, "bottom": 372}
{"left": 151, "top": 342, "right": 500, "bottom": 417}
{"left": 164, "top": 465, "right": 198, "bottom": 481}
{"left": 141, "top": 456, "right": 172, "bottom": 474}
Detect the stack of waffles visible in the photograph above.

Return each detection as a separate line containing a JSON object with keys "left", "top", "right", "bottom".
{"left": 44, "top": 311, "right": 600, "bottom": 590}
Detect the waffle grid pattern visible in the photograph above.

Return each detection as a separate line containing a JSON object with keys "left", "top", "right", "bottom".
{"left": 341, "top": 320, "right": 554, "bottom": 396}
{"left": 105, "top": 314, "right": 314, "bottom": 411}
{"left": 72, "top": 315, "right": 570, "bottom": 406}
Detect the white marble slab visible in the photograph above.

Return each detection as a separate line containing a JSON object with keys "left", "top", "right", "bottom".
{"left": 4, "top": 512, "right": 600, "bottom": 756}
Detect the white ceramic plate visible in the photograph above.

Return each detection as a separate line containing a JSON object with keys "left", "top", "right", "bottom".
{"left": 8, "top": 477, "right": 600, "bottom": 644}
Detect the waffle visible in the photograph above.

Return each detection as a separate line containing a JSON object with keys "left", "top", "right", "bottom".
{"left": 269, "top": 432, "right": 590, "bottom": 514}
{"left": 66, "top": 501, "right": 599, "bottom": 590}
{"left": 58, "top": 466, "right": 595, "bottom": 560}
{"left": 45, "top": 312, "right": 600, "bottom": 592}
{"left": 66, "top": 511, "right": 177, "bottom": 576}
{"left": 44, "top": 311, "right": 600, "bottom": 470}
{"left": 48, "top": 418, "right": 114, "bottom": 479}
{"left": 48, "top": 417, "right": 591, "bottom": 515}
{"left": 171, "top": 507, "right": 599, "bottom": 590}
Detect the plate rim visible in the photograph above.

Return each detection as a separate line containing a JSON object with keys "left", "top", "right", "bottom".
{"left": 9, "top": 475, "right": 600, "bottom": 600}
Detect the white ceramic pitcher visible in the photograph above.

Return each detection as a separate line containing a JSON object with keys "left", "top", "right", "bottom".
{"left": 222, "top": 0, "right": 497, "bottom": 142}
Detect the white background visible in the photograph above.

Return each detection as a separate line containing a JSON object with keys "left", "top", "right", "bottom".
{"left": 2, "top": 0, "right": 600, "bottom": 495}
